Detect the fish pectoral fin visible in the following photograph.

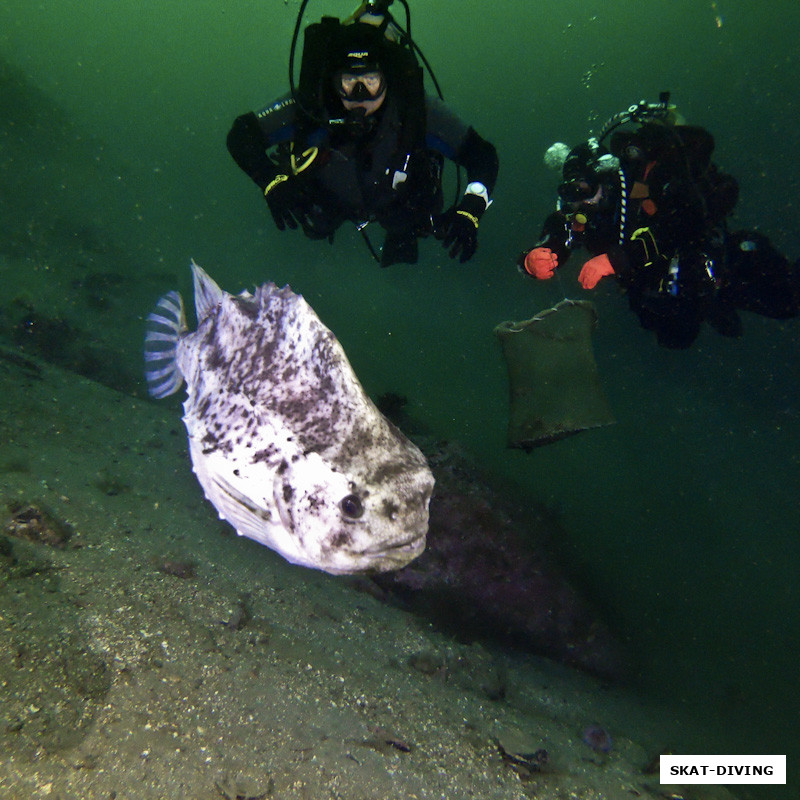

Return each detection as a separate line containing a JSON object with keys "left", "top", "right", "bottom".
{"left": 272, "top": 473, "right": 295, "bottom": 534}
{"left": 211, "top": 475, "right": 273, "bottom": 527}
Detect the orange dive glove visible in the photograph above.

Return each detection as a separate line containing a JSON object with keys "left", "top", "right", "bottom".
{"left": 523, "top": 247, "right": 558, "bottom": 279}
{"left": 579, "top": 253, "right": 615, "bottom": 289}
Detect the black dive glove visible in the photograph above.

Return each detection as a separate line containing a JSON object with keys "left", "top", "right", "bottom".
{"left": 263, "top": 174, "right": 305, "bottom": 231}
{"left": 433, "top": 193, "right": 486, "bottom": 263}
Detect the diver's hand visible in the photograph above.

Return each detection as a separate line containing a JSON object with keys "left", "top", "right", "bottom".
{"left": 433, "top": 194, "right": 486, "bottom": 263}
{"left": 264, "top": 174, "right": 303, "bottom": 231}
{"left": 579, "top": 253, "right": 615, "bottom": 289}
{"left": 522, "top": 247, "right": 558, "bottom": 279}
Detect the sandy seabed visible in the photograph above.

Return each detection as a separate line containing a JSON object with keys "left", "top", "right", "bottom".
{"left": 0, "top": 348, "right": 740, "bottom": 800}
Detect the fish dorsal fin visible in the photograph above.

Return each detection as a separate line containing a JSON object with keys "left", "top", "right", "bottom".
{"left": 191, "top": 260, "right": 224, "bottom": 322}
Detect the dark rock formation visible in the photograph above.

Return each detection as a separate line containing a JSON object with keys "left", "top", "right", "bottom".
{"left": 374, "top": 434, "right": 627, "bottom": 680}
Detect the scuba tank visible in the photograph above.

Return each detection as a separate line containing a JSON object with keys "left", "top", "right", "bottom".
{"left": 288, "top": 0, "right": 439, "bottom": 193}
{"left": 289, "top": 0, "right": 443, "bottom": 131}
{"left": 595, "top": 92, "right": 684, "bottom": 246}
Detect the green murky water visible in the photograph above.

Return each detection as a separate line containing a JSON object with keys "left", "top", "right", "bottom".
{"left": 2, "top": 2, "right": 798, "bottom": 795}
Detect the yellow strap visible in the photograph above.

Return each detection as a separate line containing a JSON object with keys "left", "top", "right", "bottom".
{"left": 290, "top": 145, "right": 318, "bottom": 175}
{"left": 630, "top": 226, "right": 659, "bottom": 267}
{"left": 264, "top": 174, "right": 289, "bottom": 197}
{"left": 456, "top": 209, "right": 479, "bottom": 229}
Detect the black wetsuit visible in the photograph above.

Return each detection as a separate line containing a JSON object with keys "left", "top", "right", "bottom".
{"left": 527, "top": 124, "right": 799, "bottom": 348}
{"left": 228, "top": 93, "right": 498, "bottom": 266}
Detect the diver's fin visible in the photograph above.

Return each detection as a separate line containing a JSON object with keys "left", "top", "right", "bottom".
{"left": 144, "top": 290, "right": 186, "bottom": 398}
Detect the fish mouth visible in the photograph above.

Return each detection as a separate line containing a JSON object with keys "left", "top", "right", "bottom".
{"left": 321, "top": 533, "right": 425, "bottom": 575}
{"left": 360, "top": 533, "right": 425, "bottom": 557}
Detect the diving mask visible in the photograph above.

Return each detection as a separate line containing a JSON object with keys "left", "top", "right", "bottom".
{"left": 558, "top": 179, "right": 600, "bottom": 203}
{"left": 334, "top": 69, "right": 386, "bottom": 101}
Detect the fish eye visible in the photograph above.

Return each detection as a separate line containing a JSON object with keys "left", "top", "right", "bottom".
{"left": 339, "top": 494, "right": 364, "bottom": 519}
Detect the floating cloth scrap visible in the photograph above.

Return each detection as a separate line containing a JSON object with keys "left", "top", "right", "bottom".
{"left": 494, "top": 299, "right": 615, "bottom": 449}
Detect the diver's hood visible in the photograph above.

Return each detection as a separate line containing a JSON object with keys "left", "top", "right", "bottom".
{"left": 332, "top": 21, "right": 391, "bottom": 74}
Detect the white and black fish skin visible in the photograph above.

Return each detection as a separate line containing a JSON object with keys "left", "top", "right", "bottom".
{"left": 145, "top": 262, "right": 433, "bottom": 575}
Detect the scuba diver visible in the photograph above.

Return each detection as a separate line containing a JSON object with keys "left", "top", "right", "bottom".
{"left": 518, "top": 94, "right": 800, "bottom": 348}
{"left": 227, "top": 0, "right": 498, "bottom": 267}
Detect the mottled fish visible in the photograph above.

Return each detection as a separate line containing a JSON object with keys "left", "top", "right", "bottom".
{"left": 144, "top": 262, "right": 433, "bottom": 575}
